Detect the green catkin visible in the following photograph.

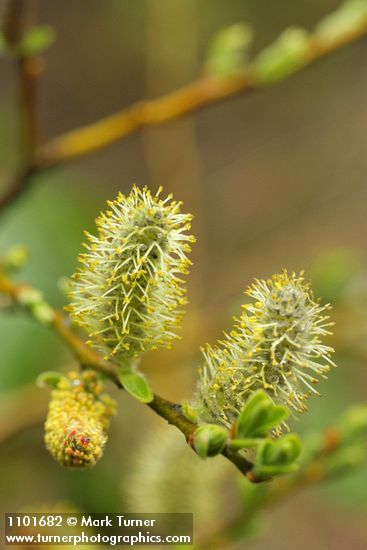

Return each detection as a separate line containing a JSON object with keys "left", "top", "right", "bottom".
{"left": 44, "top": 370, "right": 116, "bottom": 468}
{"left": 194, "top": 271, "right": 335, "bottom": 428}
{"left": 67, "top": 185, "right": 195, "bottom": 364}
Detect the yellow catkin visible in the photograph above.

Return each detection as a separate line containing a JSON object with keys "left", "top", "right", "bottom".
{"left": 67, "top": 185, "right": 195, "bottom": 363}
{"left": 44, "top": 370, "right": 116, "bottom": 468}
{"left": 194, "top": 271, "right": 335, "bottom": 428}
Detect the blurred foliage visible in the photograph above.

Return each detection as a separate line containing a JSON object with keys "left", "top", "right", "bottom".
{"left": 205, "top": 23, "right": 253, "bottom": 76}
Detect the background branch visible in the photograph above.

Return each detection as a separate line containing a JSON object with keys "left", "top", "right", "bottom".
{"left": 1, "top": 0, "right": 40, "bottom": 213}
{"left": 1, "top": 1, "right": 367, "bottom": 216}
{"left": 34, "top": 20, "right": 367, "bottom": 169}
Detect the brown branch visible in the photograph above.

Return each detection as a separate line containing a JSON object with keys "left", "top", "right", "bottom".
{"left": 2, "top": 0, "right": 25, "bottom": 46}
{"left": 0, "top": 270, "right": 254, "bottom": 478}
{"left": 3, "top": 0, "right": 40, "bottom": 158}
{"left": 1, "top": 3, "right": 367, "bottom": 215}
{"left": 35, "top": 74, "right": 251, "bottom": 167}
{"left": 0, "top": 0, "right": 41, "bottom": 214}
{"left": 198, "top": 426, "right": 361, "bottom": 549}
{"left": 0, "top": 166, "right": 37, "bottom": 213}
{"left": 35, "top": 20, "right": 367, "bottom": 169}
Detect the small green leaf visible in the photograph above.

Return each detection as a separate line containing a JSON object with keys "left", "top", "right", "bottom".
{"left": 17, "top": 287, "right": 43, "bottom": 307}
{"left": 206, "top": 23, "right": 253, "bottom": 76}
{"left": 337, "top": 403, "right": 367, "bottom": 442}
{"left": 315, "top": 0, "right": 367, "bottom": 45}
{"left": 253, "top": 27, "right": 310, "bottom": 85}
{"left": 1, "top": 245, "right": 30, "bottom": 273}
{"left": 192, "top": 424, "right": 229, "bottom": 459}
{"left": 261, "top": 434, "right": 302, "bottom": 465}
{"left": 119, "top": 370, "right": 154, "bottom": 403}
{"left": 324, "top": 445, "right": 366, "bottom": 476}
{"left": 235, "top": 390, "right": 289, "bottom": 438}
{"left": 255, "top": 405, "right": 289, "bottom": 435}
{"left": 32, "top": 302, "right": 55, "bottom": 326}
{"left": 235, "top": 391, "right": 271, "bottom": 437}
{"left": 253, "top": 434, "right": 302, "bottom": 479}
{"left": 253, "top": 434, "right": 302, "bottom": 478}
{"left": 181, "top": 400, "right": 199, "bottom": 423}
{"left": 36, "top": 371, "right": 63, "bottom": 389}
{"left": 17, "top": 287, "right": 55, "bottom": 325}
{"left": 19, "top": 26, "right": 56, "bottom": 56}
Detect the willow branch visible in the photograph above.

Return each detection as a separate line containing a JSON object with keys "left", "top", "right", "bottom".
{"left": 0, "top": 0, "right": 40, "bottom": 213}
{"left": 1, "top": 5, "right": 367, "bottom": 215}
{"left": 0, "top": 270, "right": 254, "bottom": 477}
{"left": 0, "top": 166, "right": 37, "bottom": 213}
{"left": 35, "top": 21, "right": 367, "bottom": 169}
{"left": 198, "top": 427, "right": 357, "bottom": 549}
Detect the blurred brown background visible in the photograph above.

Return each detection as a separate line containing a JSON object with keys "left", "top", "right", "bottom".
{"left": 1, "top": 1, "right": 367, "bottom": 548}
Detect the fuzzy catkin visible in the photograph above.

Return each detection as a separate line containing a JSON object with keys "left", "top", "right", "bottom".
{"left": 67, "top": 185, "right": 195, "bottom": 363}
{"left": 44, "top": 370, "right": 116, "bottom": 468}
{"left": 194, "top": 271, "right": 335, "bottom": 428}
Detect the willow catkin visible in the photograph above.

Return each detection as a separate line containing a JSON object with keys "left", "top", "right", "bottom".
{"left": 67, "top": 185, "right": 195, "bottom": 364}
{"left": 194, "top": 271, "right": 335, "bottom": 428}
{"left": 44, "top": 370, "right": 116, "bottom": 468}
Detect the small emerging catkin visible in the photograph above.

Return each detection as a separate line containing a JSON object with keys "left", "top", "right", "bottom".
{"left": 194, "top": 271, "right": 335, "bottom": 428}
{"left": 67, "top": 185, "right": 195, "bottom": 363}
{"left": 44, "top": 370, "right": 116, "bottom": 468}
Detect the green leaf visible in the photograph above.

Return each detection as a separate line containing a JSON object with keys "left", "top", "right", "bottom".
{"left": 324, "top": 445, "right": 366, "bottom": 476}
{"left": 235, "top": 391, "right": 271, "bottom": 437}
{"left": 253, "top": 27, "right": 310, "bottom": 85}
{"left": 118, "top": 370, "right": 154, "bottom": 403}
{"left": 17, "top": 287, "right": 43, "bottom": 307}
{"left": 19, "top": 26, "right": 56, "bottom": 56}
{"left": 1, "top": 245, "right": 30, "bottom": 273}
{"left": 17, "top": 287, "right": 55, "bottom": 325}
{"left": 337, "top": 403, "right": 367, "bottom": 442}
{"left": 235, "top": 390, "right": 289, "bottom": 438}
{"left": 206, "top": 23, "right": 253, "bottom": 76}
{"left": 253, "top": 434, "right": 302, "bottom": 479}
{"left": 36, "top": 371, "right": 63, "bottom": 389}
{"left": 261, "top": 434, "right": 302, "bottom": 465}
{"left": 255, "top": 405, "right": 289, "bottom": 435}
{"left": 192, "top": 424, "right": 229, "bottom": 459}
{"left": 181, "top": 400, "right": 199, "bottom": 423}
{"left": 315, "top": 0, "right": 367, "bottom": 45}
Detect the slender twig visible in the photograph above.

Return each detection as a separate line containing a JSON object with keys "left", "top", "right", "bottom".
{"left": 35, "top": 74, "right": 251, "bottom": 168}
{"left": 198, "top": 428, "right": 353, "bottom": 549}
{"left": 0, "top": 166, "right": 37, "bottom": 212}
{"left": 3, "top": 0, "right": 40, "bottom": 156}
{"left": 1, "top": 4, "right": 367, "bottom": 215}
{"left": 0, "top": 0, "right": 40, "bottom": 213}
{"left": 0, "top": 270, "right": 254, "bottom": 478}
{"left": 34, "top": 21, "right": 367, "bottom": 169}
